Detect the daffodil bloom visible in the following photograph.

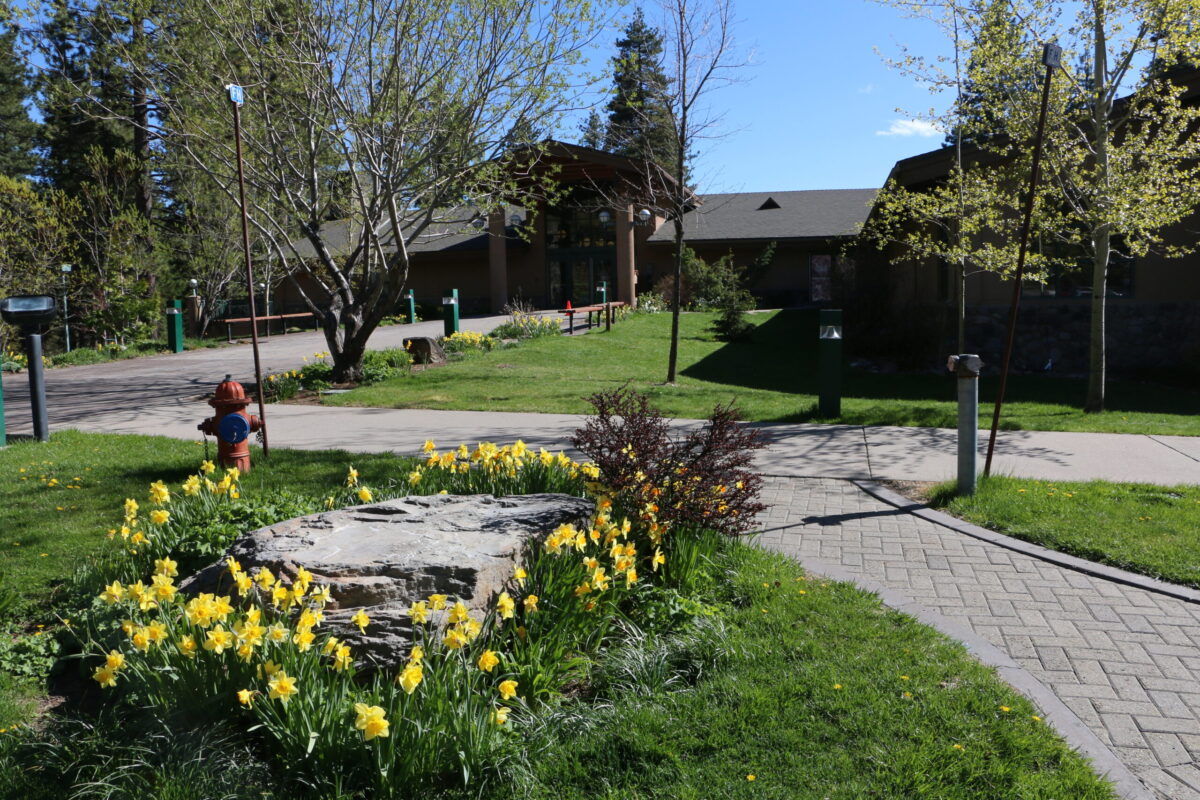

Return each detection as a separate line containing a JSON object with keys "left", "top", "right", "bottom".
{"left": 443, "top": 628, "right": 467, "bottom": 650}
{"left": 297, "top": 609, "right": 319, "bottom": 632}
{"left": 150, "top": 509, "right": 170, "bottom": 525}
{"left": 357, "top": 487, "right": 373, "bottom": 503}
{"left": 93, "top": 665, "right": 118, "bottom": 688}
{"left": 408, "top": 601, "right": 429, "bottom": 624}
{"left": 237, "top": 689, "right": 254, "bottom": 707}
{"left": 268, "top": 671, "right": 298, "bottom": 703}
{"left": 492, "top": 706, "right": 510, "bottom": 725}
{"left": 574, "top": 582, "right": 591, "bottom": 597}
{"left": 448, "top": 601, "right": 469, "bottom": 624}
{"left": 149, "top": 480, "right": 170, "bottom": 505}
{"left": 100, "top": 581, "right": 125, "bottom": 604}
{"left": 204, "top": 627, "right": 234, "bottom": 654}
{"left": 267, "top": 623, "right": 288, "bottom": 643}
{"left": 422, "top": 439, "right": 436, "bottom": 453}
{"left": 331, "top": 644, "right": 353, "bottom": 672}
{"left": 322, "top": 636, "right": 340, "bottom": 656}
{"left": 310, "top": 585, "right": 333, "bottom": 605}
{"left": 178, "top": 635, "right": 198, "bottom": 657}
{"left": 408, "top": 469, "right": 422, "bottom": 485}
{"left": 105, "top": 650, "right": 125, "bottom": 670}
{"left": 428, "top": 593, "right": 447, "bottom": 610}
{"left": 398, "top": 662, "right": 423, "bottom": 694}
{"left": 271, "top": 585, "right": 289, "bottom": 609}
{"left": 523, "top": 594, "right": 539, "bottom": 613}
{"left": 131, "top": 628, "right": 151, "bottom": 651}
{"left": 213, "top": 595, "right": 234, "bottom": 621}
{"left": 345, "top": 466, "right": 359, "bottom": 487}
{"left": 652, "top": 548, "right": 665, "bottom": 571}
{"left": 462, "top": 617, "right": 482, "bottom": 640}
{"left": 151, "top": 575, "right": 177, "bottom": 603}
{"left": 625, "top": 568, "right": 638, "bottom": 587}
{"left": 155, "top": 557, "right": 179, "bottom": 577}
{"left": 123, "top": 498, "right": 139, "bottom": 518}
{"left": 495, "top": 592, "right": 515, "bottom": 620}
{"left": 254, "top": 567, "right": 275, "bottom": 590}
{"left": 261, "top": 659, "right": 281, "bottom": 677}
{"left": 182, "top": 475, "right": 201, "bottom": 496}
{"left": 353, "top": 703, "right": 389, "bottom": 739}
{"left": 409, "top": 645, "right": 424, "bottom": 663}
{"left": 477, "top": 650, "right": 500, "bottom": 672}
{"left": 293, "top": 629, "right": 315, "bottom": 652}
{"left": 591, "top": 567, "right": 610, "bottom": 592}
{"left": 513, "top": 566, "right": 527, "bottom": 585}
{"left": 350, "top": 609, "right": 370, "bottom": 632}
{"left": 146, "top": 621, "right": 168, "bottom": 644}
{"left": 129, "top": 531, "right": 148, "bottom": 548}
{"left": 498, "top": 680, "right": 519, "bottom": 701}
{"left": 235, "top": 572, "right": 253, "bottom": 596}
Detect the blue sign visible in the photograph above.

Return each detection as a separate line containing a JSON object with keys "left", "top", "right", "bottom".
{"left": 218, "top": 413, "right": 250, "bottom": 444}
{"left": 226, "top": 84, "right": 244, "bottom": 106}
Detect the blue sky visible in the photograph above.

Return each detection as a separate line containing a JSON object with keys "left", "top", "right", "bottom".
{"left": 584, "top": 0, "right": 958, "bottom": 193}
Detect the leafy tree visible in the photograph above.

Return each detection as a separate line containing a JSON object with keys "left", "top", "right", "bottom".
{"left": 871, "top": 0, "right": 1200, "bottom": 412}
{"left": 0, "top": 7, "right": 37, "bottom": 178}
{"left": 0, "top": 176, "right": 75, "bottom": 351}
{"left": 579, "top": 109, "right": 606, "bottom": 150}
{"left": 73, "top": 0, "right": 605, "bottom": 382}
{"left": 604, "top": 7, "right": 678, "bottom": 172}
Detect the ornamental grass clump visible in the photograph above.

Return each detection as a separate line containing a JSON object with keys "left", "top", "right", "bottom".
{"left": 572, "top": 386, "right": 767, "bottom": 536}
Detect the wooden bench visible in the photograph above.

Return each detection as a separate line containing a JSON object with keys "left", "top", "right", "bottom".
{"left": 560, "top": 301, "right": 627, "bottom": 334}
{"left": 221, "top": 312, "right": 319, "bottom": 342}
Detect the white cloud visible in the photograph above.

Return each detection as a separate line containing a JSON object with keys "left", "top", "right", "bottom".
{"left": 857, "top": 84, "right": 876, "bottom": 94}
{"left": 875, "top": 119, "right": 942, "bottom": 137}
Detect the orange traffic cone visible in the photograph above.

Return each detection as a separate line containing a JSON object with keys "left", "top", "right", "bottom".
{"left": 566, "top": 299, "right": 572, "bottom": 310}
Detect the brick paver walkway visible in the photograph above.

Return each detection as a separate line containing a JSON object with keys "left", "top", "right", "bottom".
{"left": 757, "top": 476, "right": 1200, "bottom": 800}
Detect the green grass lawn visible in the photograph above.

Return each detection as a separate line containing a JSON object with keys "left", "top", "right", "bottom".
{"left": 501, "top": 543, "right": 1114, "bottom": 800}
{"left": 0, "top": 432, "right": 1120, "bottom": 798}
{"left": 928, "top": 477, "right": 1200, "bottom": 588}
{"left": 0, "top": 431, "right": 413, "bottom": 612}
{"left": 324, "top": 310, "right": 1200, "bottom": 435}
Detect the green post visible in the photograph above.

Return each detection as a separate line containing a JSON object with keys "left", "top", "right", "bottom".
{"left": 595, "top": 280, "right": 607, "bottom": 305}
{"left": 405, "top": 290, "right": 417, "bottom": 324}
{"left": 818, "top": 308, "right": 843, "bottom": 418}
{"left": 166, "top": 299, "right": 185, "bottom": 353}
{"left": 442, "top": 288, "right": 459, "bottom": 337}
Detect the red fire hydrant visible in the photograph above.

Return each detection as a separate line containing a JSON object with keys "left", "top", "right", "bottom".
{"left": 198, "top": 374, "right": 262, "bottom": 473}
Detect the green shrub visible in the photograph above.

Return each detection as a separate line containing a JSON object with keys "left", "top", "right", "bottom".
{"left": 490, "top": 310, "right": 562, "bottom": 340}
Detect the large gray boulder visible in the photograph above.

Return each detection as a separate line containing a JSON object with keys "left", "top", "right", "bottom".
{"left": 183, "top": 493, "right": 593, "bottom": 666}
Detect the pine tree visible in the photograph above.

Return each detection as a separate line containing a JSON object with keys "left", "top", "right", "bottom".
{"left": 0, "top": 11, "right": 38, "bottom": 178}
{"left": 578, "top": 109, "right": 605, "bottom": 149}
{"left": 604, "top": 7, "right": 677, "bottom": 170}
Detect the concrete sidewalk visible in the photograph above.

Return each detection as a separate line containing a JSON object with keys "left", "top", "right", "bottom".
{"left": 9, "top": 401, "right": 1197, "bottom": 486}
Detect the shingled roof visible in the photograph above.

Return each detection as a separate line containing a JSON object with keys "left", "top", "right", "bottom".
{"left": 646, "top": 189, "right": 878, "bottom": 243}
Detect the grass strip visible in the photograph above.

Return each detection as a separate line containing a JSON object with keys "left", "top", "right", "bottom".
{"left": 502, "top": 543, "right": 1115, "bottom": 800}
{"left": 928, "top": 476, "right": 1200, "bottom": 589}
{"left": 323, "top": 310, "right": 1200, "bottom": 435}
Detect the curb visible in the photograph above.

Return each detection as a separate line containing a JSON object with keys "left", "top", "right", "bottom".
{"left": 853, "top": 480, "right": 1200, "bottom": 606}
{"left": 779, "top": 553, "right": 1158, "bottom": 800}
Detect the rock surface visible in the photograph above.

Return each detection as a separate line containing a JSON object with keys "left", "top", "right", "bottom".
{"left": 184, "top": 493, "right": 593, "bottom": 666}
{"left": 403, "top": 336, "right": 447, "bottom": 365}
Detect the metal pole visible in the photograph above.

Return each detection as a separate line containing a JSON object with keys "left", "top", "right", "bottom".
{"left": 231, "top": 94, "right": 270, "bottom": 456}
{"left": 949, "top": 354, "right": 982, "bottom": 495}
{"left": 26, "top": 332, "right": 49, "bottom": 442}
{"left": 984, "top": 43, "right": 1060, "bottom": 477}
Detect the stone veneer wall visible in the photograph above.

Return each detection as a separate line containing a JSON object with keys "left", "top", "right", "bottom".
{"left": 963, "top": 301, "right": 1200, "bottom": 375}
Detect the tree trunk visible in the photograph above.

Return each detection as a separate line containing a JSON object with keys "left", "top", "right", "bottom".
{"left": 1085, "top": 228, "right": 1109, "bottom": 413}
{"left": 666, "top": 218, "right": 683, "bottom": 383}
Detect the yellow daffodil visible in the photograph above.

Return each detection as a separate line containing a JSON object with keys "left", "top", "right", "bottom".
{"left": 409, "top": 645, "right": 424, "bottom": 663}
{"left": 443, "top": 628, "right": 467, "bottom": 650}
{"left": 123, "top": 498, "right": 139, "bottom": 519}
{"left": 422, "top": 439, "right": 437, "bottom": 453}
{"left": 146, "top": 621, "right": 168, "bottom": 644}
{"left": 100, "top": 581, "right": 125, "bottom": 604}
{"left": 357, "top": 487, "right": 373, "bottom": 503}
{"left": 495, "top": 592, "right": 515, "bottom": 620}
{"left": 350, "top": 609, "right": 370, "bottom": 632}
{"left": 428, "top": 593, "right": 447, "bottom": 610}
{"left": 498, "top": 679, "right": 519, "bottom": 701}
{"left": 151, "top": 574, "right": 177, "bottom": 603}
{"left": 332, "top": 645, "right": 353, "bottom": 672}
{"left": 237, "top": 689, "right": 254, "bottom": 707}
{"left": 345, "top": 466, "right": 359, "bottom": 487}
{"left": 131, "top": 628, "right": 151, "bottom": 652}
{"left": 93, "top": 665, "right": 118, "bottom": 688}
{"left": 448, "top": 601, "right": 469, "bottom": 624}
{"left": 182, "top": 475, "right": 201, "bottom": 496}
{"left": 293, "top": 629, "right": 315, "bottom": 652}
{"left": 477, "top": 650, "right": 500, "bottom": 673}
{"left": 154, "top": 557, "right": 179, "bottom": 577}
{"left": 105, "top": 650, "right": 125, "bottom": 670}
{"left": 492, "top": 706, "right": 510, "bottom": 725}
{"left": 178, "top": 635, "right": 198, "bottom": 657}
{"left": 408, "top": 601, "right": 429, "bottom": 624}
{"left": 353, "top": 703, "right": 389, "bottom": 739}
{"left": 204, "top": 627, "right": 234, "bottom": 654}
{"left": 149, "top": 509, "right": 170, "bottom": 526}
{"left": 254, "top": 567, "right": 275, "bottom": 590}
{"left": 398, "top": 662, "right": 423, "bottom": 694}
{"left": 268, "top": 671, "right": 298, "bottom": 704}
{"left": 523, "top": 594, "right": 539, "bottom": 613}
{"left": 267, "top": 623, "right": 288, "bottom": 643}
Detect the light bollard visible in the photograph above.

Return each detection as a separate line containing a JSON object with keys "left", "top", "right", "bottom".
{"left": 1, "top": 295, "right": 57, "bottom": 443}
{"left": 442, "top": 288, "right": 460, "bottom": 337}
{"left": 948, "top": 354, "right": 983, "bottom": 496}
{"left": 25, "top": 331, "right": 49, "bottom": 442}
{"left": 405, "top": 290, "right": 417, "bottom": 325}
{"left": 818, "top": 309, "right": 843, "bottom": 418}
{"left": 166, "top": 300, "right": 185, "bottom": 353}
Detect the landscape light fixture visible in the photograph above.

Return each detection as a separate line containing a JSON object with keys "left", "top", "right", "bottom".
{"left": 636, "top": 208, "right": 653, "bottom": 225}
{"left": 188, "top": 278, "right": 199, "bottom": 296}
{"left": 597, "top": 209, "right": 612, "bottom": 224}
{"left": 509, "top": 213, "right": 522, "bottom": 228}
{"left": 60, "top": 264, "right": 73, "bottom": 353}
{"left": 472, "top": 216, "right": 486, "bottom": 231}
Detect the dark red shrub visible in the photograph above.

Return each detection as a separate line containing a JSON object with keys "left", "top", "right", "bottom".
{"left": 572, "top": 386, "right": 767, "bottom": 536}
